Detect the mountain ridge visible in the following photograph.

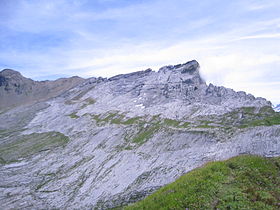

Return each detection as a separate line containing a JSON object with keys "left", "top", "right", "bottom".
{"left": 0, "top": 68, "right": 85, "bottom": 110}
{"left": 0, "top": 60, "right": 279, "bottom": 209}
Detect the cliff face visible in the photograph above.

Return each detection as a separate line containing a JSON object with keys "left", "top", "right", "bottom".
{"left": 0, "top": 60, "right": 279, "bottom": 209}
{"left": 0, "top": 69, "right": 84, "bottom": 110}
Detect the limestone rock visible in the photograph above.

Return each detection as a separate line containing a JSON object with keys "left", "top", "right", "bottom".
{"left": 0, "top": 60, "right": 278, "bottom": 209}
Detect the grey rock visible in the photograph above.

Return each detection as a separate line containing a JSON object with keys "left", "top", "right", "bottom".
{"left": 0, "top": 60, "right": 278, "bottom": 209}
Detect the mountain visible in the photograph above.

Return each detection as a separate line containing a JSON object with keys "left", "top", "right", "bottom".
{"left": 274, "top": 104, "right": 280, "bottom": 112}
{"left": 0, "top": 60, "right": 279, "bottom": 209}
{"left": 0, "top": 69, "right": 84, "bottom": 110}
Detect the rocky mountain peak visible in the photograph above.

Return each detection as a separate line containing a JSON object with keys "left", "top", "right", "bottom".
{"left": 157, "top": 60, "right": 205, "bottom": 87}
{"left": 0, "top": 60, "right": 279, "bottom": 210}
{"left": 0, "top": 69, "right": 23, "bottom": 77}
{"left": 0, "top": 69, "right": 32, "bottom": 89}
{"left": 175, "top": 59, "right": 200, "bottom": 74}
{"left": 159, "top": 60, "right": 199, "bottom": 73}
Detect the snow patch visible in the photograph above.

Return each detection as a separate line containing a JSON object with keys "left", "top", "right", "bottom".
{"left": 135, "top": 104, "right": 145, "bottom": 109}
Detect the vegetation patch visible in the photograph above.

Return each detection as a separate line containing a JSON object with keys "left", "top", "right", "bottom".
{"left": 131, "top": 124, "right": 161, "bottom": 145}
{"left": 90, "top": 113, "right": 192, "bottom": 146}
{"left": 125, "top": 155, "right": 280, "bottom": 210}
{"left": 122, "top": 117, "right": 142, "bottom": 125}
{"left": 194, "top": 106, "right": 280, "bottom": 130}
{"left": 92, "top": 112, "right": 125, "bottom": 126}
{"left": 91, "top": 112, "right": 190, "bottom": 129}
{"left": 89, "top": 106, "right": 280, "bottom": 147}
{"left": 64, "top": 86, "right": 96, "bottom": 105}
{"left": 0, "top": 132, "right": 69, "bottom": 163}
{"left": 67, "top": 112, "right": 79, "bottom": 119}
{"left": 228, "top": 106, "right": 280, "bottom": 128}
{"left": 81, "top": 97, "right": 96, "bottom": 109}
{"left": 0, "top": 129, "right": 10, "bottom": 138}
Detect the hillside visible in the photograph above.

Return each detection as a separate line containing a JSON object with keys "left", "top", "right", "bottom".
{"left": 0, "top": 60, "right": 279, "bottom": 209}
{"left": 125, "top": 155, "right": 280, "bottom": 210}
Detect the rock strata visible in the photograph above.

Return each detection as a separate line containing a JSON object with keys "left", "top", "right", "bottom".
{"left": 0, "top": 60, "right": 278, "bottom": 209}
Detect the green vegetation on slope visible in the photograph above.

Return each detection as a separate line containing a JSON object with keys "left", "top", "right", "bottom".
{"left": 125, "top": 155, "right": 280, "bottom": 210}
{"left": 90, "top": 113, "right": 190, "bottom": 146}
{"left": 131, "top": 124, "right": 161, "bottom": 145}
{"left": 87, "top": 107, "right": 280, "bottom": 146}
{"left": 218, "top": 106, "right": 280, "bottom": 128}
{"left": 68, "top": 112, "right": 79, "bottom": 119}
{"left": 190, "top": 106, "right": 280, "bottom": 131}
{"left": 0, "top": 132, "right": 69, "bottom": 163}
{"left": 89, "top": 106, "right": 280, "bottom": 131}
{"left": 90, "top": 112, "right": 190, "bottom": 128}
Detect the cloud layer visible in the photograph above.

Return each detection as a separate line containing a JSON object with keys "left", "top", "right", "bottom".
{"left": 0, "top": 0, "right": 280, "bottom": 104}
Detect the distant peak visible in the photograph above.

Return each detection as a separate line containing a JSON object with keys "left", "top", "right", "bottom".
{"left": 0, "top": 69, "right": 23, "bottom": 77}
{"left": 159, "top": 60, "right": 200, "bottom": 74}
{"left": 179, "top": 60, "right": 200, "bottom": 74}
{"left": 182, "top": 60, "right": 199, "bottom": 67}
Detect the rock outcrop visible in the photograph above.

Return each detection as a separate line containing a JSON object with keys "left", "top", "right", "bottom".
{"left": 0, "top": 60, "right": 279, "bottom": 209}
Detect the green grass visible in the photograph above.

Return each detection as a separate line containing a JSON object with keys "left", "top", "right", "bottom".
{"left": 91, "top": 112, "right": 190, "bottom": 128}
{"left": 233, "top": 106, "right": 280, "bottom": 128}
{"left": 196, "top": 124, "right": 216, "bottom": 129}
{"left": 0, "top": 132, "right": 69, "bottom": 163}
{"left": 239, "top": 115, "right": 280, "bottom": 128}
{"left": 64, "top": 86, "right": 96, "bottom": 105}
{"left": 163, "top": 119, "right": 181, "bottom": 127}
{"left": 92, "top": 112, "right": 125, "bottom": 125}
{"left": 84, "top": 97, "right": 96, "bottom": 105}
{"left": 68, "top": 112, "right": 79, "bottom": 119}
{"left": 91, "top": 106, "right": 280, "bottom": 132}
{"left": 90, "top": 113, "right": 192, "bottom": 146}
{"left": 195, "top": 120, "right": 216, "bottom": 129}
{"left": 132, "top": 124, "right": 161, "bottom": 145}
{"left": 123, "top": 117, "right": 142, "bottom": 125}
{"left": 81, "top": 97, "right": 96, "bottom": 109}
{"left": 194, "top": 106, "right": 280, "bottom": 130}
{"left": 125, "top": 155, "right": 280, "bottom": 210}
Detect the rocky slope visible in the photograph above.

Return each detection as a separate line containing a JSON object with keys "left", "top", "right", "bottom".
{"left": 0, "top": 69, "right": 84, "bottom": 110}
{"left": 0, "top": 60, "right": 279, "bottom": 209}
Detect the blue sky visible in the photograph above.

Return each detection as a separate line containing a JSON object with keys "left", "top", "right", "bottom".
{"left": 0, "top": 0, "right": 280, "bottom": 104}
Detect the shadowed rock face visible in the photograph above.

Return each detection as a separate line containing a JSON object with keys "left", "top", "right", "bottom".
{"left": 0, "top": 60, "right": 278, "bottom": 209}
{"left": 0, "top": 69, "right": 85, "bottom": 110}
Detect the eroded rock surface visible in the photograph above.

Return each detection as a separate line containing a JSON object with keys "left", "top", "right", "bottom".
{"left": 0, "top": 60, "right": 279, "bottom": 209}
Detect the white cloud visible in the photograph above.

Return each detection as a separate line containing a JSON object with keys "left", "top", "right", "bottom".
{"left": 236, "top": 33, "right": 280, "bottom": 40}
{"left": 246, "top": 1, "right": 280, "bottom": 11}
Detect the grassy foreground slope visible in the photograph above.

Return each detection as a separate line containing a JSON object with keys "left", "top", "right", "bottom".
{"left": 125, "top": 155, "right": 280, "bottom": 210}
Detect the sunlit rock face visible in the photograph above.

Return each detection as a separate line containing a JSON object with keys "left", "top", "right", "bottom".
{"left": 0, "top": 60, "right": 279, "bottom": 209}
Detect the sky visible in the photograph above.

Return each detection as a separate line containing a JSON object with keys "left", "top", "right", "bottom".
{"left": 0, "top": 0, "right": 280, "bottom": 104}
